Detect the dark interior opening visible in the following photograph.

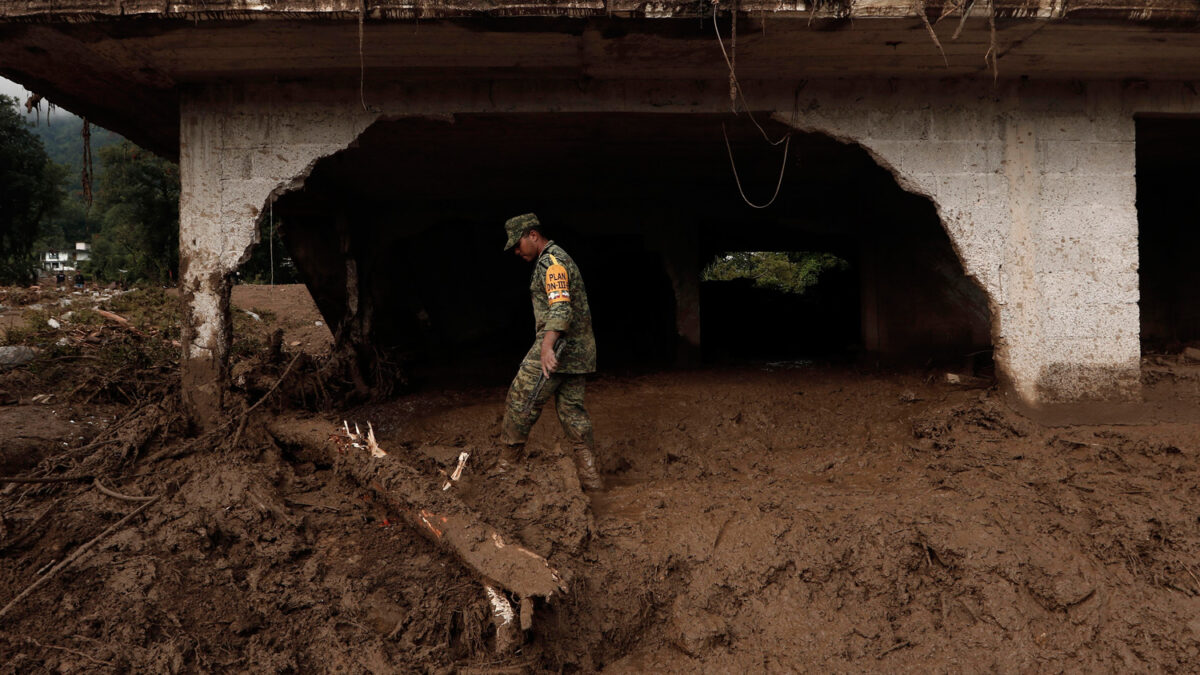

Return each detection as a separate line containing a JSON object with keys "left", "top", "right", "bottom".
{"left": 1136, "top": 116, "right": 1200, "bottom": 353}
{"left": 272, "top": 113, "right": 991, "bottom": 386}
{"left": 699, "top": 249, "right": 860, "bottom": 363}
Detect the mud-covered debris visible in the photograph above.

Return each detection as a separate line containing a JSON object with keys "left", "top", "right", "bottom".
{"left": 0, "top": 346, "right": 36, "bottom": 368}
{"left": 668, "top": 601, "right": 728, "bottom": 657}
{"left": 944, "top": 371, "right": 991, "bottom": 387}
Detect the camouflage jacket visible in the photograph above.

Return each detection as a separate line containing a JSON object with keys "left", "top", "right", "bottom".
{"left": 523, "top": 241, "right": 596, "bottom": 374}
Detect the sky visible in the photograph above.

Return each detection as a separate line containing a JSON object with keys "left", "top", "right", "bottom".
{"left": 3, "top": 76, "right": 91, "bottom": 122}
{"left": 1, "top": 77, "right": 30, "bottom": 100}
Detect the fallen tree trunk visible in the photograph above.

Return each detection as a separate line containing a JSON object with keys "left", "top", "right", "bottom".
{"left": 267, "top": 415, "right": 567, "bottom": 601}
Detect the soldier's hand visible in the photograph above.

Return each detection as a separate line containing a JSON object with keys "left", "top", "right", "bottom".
{"left": 540, "top": 343, "right": 559, "bottom": 378}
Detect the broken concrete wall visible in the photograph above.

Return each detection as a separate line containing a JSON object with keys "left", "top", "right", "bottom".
{"left": 775, "top": 81, "right": 1140, "bottom": 404}
{"left": 178, "top": 90, "right": 375, "bottom": 423}
{"left": 181, "top": 78, "right": 1161, "bottom": 418}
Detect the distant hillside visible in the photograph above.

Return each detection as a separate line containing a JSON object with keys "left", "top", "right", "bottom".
{"left": 22, "top": 104, "right": 123, "bottom": 192}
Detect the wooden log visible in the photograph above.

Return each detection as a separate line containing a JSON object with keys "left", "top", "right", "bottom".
{"left": 267, "top": 415, "right": 567, "bottom": 600}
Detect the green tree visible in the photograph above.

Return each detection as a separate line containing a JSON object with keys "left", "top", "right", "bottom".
{"left": 23, "top": 105, "right": 122, "bottom": 255}
{"left": 86, "top": 142, "right": 180, "bottom": 283}
{"left": 35, "top": 195, "right": 101, "bottom": 253}
{"left": 703, "top": 251, "right": 849, "bottom": 295}
{"left": 0, "top": 95, "right": 63, "bottom": 283}
{"left": 22, "top": 111, "right": 122, "bottom": 194}
{"left": 237, "top": 214, "right": 302, "bottom": 284}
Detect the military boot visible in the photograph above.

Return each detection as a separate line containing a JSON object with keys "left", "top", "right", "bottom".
{"left": 496, "top": 442, "right": 525, "bottom": 474}
{"left": 572, "top": 443, "right": 604, "bottom": 491}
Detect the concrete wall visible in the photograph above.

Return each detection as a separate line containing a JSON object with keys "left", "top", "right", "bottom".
{"left": 179, "top": 78, "right": 1198, "bottom": 419}
{"left": 776, "top": 82, "right": 1140, "bottom": 404}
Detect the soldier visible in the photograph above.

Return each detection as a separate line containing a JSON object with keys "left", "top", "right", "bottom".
{"left": 499, "top": 213, "right": 602, "bottom": 490}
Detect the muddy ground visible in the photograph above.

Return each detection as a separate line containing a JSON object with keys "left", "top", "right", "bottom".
{"left": 1, "top": 284, "right": 1200, "bottom": 672}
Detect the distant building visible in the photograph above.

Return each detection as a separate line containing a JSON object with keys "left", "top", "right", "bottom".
{"left": 42, "top": 250, "right": 74, "bottom": 272}
{"left": 42, "top": 242, "right": 91, "bottom": 272}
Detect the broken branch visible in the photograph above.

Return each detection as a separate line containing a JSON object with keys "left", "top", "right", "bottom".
{"left": 94, "top": 310, "right": 143, "bottom": 336}
{"left": 93, "top": 477, "right": 155, "bottom": 503}
{"left": 442, "top": 451, "right": 470, "bottom": 491}
{"left": 0, "top": 475, "right": 91, "bottom": 484}
{"left": 28, "top": 638, "right": 114, "bottom": 668}
{"left": 145, "top": 352, "right": 301, "bottom": 464}
{"left": 267, "top": 416, "right": 567, "bottom": 601}
{"left": 914, "top": 0, "right": 949, "bottom": 66}
{"left": 877, "top": 640, "right": 914, "bottom": 659}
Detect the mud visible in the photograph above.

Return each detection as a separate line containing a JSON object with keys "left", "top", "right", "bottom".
{"left": 351, "top": 367, "right": 1200, "bottom": 672}
{"left": 229, "top": 285, "right": 332, "bottom": 356}
{"left": 2, "top": 285, "right": 1200, "bottom": 671}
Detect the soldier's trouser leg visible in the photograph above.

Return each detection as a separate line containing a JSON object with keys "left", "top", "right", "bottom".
{"left": 499, "top": 360, "right": 562, "bottom": 467}
{"left": 554, "top": 376, "right": 602, "bottom": 490}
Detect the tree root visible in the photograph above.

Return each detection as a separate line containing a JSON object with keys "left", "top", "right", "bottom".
{"left": 92, "top": 477, "right": 155, "bottom": 503}
{"left": 27, "top": 638, "right": 114, "bottom": 668}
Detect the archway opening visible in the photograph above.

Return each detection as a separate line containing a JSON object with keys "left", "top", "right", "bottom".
{"left": 1136, "top": 116, "right": 1200, "bottom": 353}
{"left": 271, "top": 113, "right": 991, "bottom": 387}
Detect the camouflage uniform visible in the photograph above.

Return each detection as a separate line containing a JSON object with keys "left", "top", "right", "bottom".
{"left": 501, "top": 214, "right": 601, "bottom": 488}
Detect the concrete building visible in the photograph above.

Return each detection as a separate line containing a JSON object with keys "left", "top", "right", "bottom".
{"left": 42, "top": 250, "right": 75, "bottom": 273}
{"left": 41, "top": 243, "right": 91, "bottom": 273}
{"left": 2, "top": 0, "right": 1198, "bottom": 423}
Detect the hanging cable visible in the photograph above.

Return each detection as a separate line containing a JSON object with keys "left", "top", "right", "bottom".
{"left": 713, "top": 1, "right": 791, "bottom": 209}
{"left": 729, "top": 0, "right": 737, "bottom": 110}
{"left": 723, "top": 124, "right": 790, "bottom": 209}
{"left": 269, "top": 201, "right": 275, "bottom": 287}
{"left": 359, "top": 3, "right": 369, "bottom": 112}
{"left": 712, "top": 3, "right": 789, "bottom": 147}
{"left": 81, "top": 119, "right": 93, "bottom": 210}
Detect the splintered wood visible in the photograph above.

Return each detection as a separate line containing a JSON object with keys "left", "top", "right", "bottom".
{"left": 442, "top": 452, "right": 469, "bottom": 491}
{"left": 484, "top": 581, "right": 520, "bottom": 654}
{"left": 269, "top": 415, "right": 565, "bottom": 652}
{"left": 333, "top": 421, "right": 565, "bottom": 595}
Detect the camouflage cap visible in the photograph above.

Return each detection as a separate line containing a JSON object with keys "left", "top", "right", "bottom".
{"left": 504, "top": 213, "right": 539, "bottom": 251}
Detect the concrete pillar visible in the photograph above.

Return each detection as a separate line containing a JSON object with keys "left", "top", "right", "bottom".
{"left": 641, "top": 216, "right": 702, "bottom": 363}
{"left": 858, "top": 243, "right": 881, "bottom": 352}
{"left": 179, "top": 109, "right": 247, "bottom": 424}
{"left": 996, "top": 113, "right": 1044, "bottom": 402}
{"left": 660, "top": 222, "right": 702, "bottom": 357}
{"left": 178, "top": 90, "right": 376, "bottom": 426}
{"left": 1006, "top": 84, "right": 1140, "bottom": 403}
